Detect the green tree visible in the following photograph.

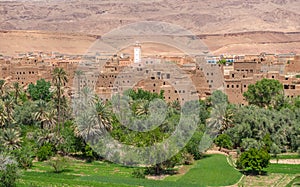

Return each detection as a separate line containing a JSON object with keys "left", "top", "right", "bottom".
{"left": 236, "top": 148, "right": 270, "bottom": 175}
{"left": 28, "top": 79, "right": 53, "bottom": 101}
{"left": 217, "top": 59, "right": 227, "bottom": 65}
{"left": 108, "top": 89, "right": 186, "bottom": 173}
{"left": 262, "top": 133, "right": 272, "bottom": 152}
{"left": 214, "top": 134, "right": 233, "bottom": 150}
{"left": 36, "top": 143, "right": 55, "bottom": 161}
{"left": 185, "top": 130, "right": 204, "bottom": 160}
{"left": 125, "top": 88, "right": 164, "bottom": 101}
{"left": 226, "top": 105, "right": 293, "bottom": 151}
{"left": 57, "top": 121, "right": 82, "bottom": 155}
{"left": 241, "top": 138, "right": 263, "bottom": 151}
{"left": 13, "top": 101, "right": 36, "bottom": 126}
{"left": 270, "top": 143, "right": 281, "bottom": 163}
{"left": 243, "top": 78, "right": 283, "bottom": 108}
{"left": 293, "top": 96, "right": 300, "bottom": 108}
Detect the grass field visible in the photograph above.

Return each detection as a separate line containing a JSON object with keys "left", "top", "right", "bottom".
{"left": 18, "top": 154, "right": 300, "bottom": 187}
{"left": 286, "top": 176, "right": 300, "bottom": 187}
{"left": 266, "top": 164, "right": 300, "bottom": 174}
{"left": 17, "top": 154, "right": 242, "bottom": 187}
{"left": 238, "top": 173, "right": 296, "bottom": 187}
{"left": 272, "top": 154, "right": 300, "bottom": 160}
{"left": 238, "top": 160, "right": 300, "bottom": 186}
{"left": 169, "top": 154, "right": 242, "bottom": 186}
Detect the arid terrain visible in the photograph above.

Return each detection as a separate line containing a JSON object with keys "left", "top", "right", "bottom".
{"left": 1, "top": 0, "right": 300, "bottom": 35}
{"left": 0, "top": 30, "right": 299, "bottom": 56}
{"left": 0, "top": 0, "right": 299, "bottom": 55}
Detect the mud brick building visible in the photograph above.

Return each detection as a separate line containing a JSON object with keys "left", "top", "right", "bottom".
{"left": 1, "top": 50, "right": 300, "bottom": 105}
{"left": 224, "top": 53, "right": 300, "bottom": 104}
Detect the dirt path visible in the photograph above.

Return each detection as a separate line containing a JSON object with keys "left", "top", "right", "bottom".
{"left": 205, "top": 150, "right": 228, "bottom": 156}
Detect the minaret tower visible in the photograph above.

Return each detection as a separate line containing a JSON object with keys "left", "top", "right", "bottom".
{"left": 134, "top": 42, "right": 141, "bottom": 63}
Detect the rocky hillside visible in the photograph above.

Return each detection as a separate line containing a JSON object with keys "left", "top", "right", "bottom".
{"left": 0, "top": 0, "right": 299, "bottom": 35}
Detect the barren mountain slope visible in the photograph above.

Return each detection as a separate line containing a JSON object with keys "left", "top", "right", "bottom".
{"left": 0, "top": 0, "right": 299, "bottom": 35}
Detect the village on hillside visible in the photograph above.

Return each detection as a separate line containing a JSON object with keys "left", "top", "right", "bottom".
{"left": 1, "top": 43, "right": 300, "bottom": 105}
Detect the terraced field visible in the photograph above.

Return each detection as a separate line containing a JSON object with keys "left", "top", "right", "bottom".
{"left": 17, "top": 154, "right": 242, "bottom": 187}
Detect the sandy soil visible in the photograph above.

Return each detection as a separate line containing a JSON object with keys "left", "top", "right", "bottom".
{"left": 1, "top": 30, "right": 299, "bottom": 56}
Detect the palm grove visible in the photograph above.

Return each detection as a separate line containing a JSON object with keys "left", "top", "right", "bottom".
{"left": 0, "top": 67, "right": 300, "bottom": 185}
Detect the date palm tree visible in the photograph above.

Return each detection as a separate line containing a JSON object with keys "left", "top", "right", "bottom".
{"left": 219, "top": 105, "right": 234, "bottom": 133}
{"left": 171, "top": 100, "right": 181, "bottom": 111}
{"left": 75, "top": 108, "right": 101, "bottom": 141}
{"left": 135, "top": 99, "right": 149, "bottom": 116}
{"left": 3, "top": 97, "right": 14, "bottom": 127}
{"left": 34, "top": 100, "right": 49, "bottom": 129}
{"left": 94, "top": 97, "right": 113, "bottom": 131}
{"left": 52, "top": 67, "right": 68, "bottom": 133}
{"left": 12, "top": 82, "right": 22, "bottom": 104}
{"left": 46, "top": 109, "right": 57, "bottom": 129}
{"left": 167, "top": 100, "right": 181, "bottom": 117}
{"left": 206, "top": 90, "right": 229, "bottom": 135}
{"left": 0, "top": 100, "right": 7, "bottom": 128}
{"left": 74, "top": 70, "right": 84, "bottom": 98}
{"left": 75, "top": 95, "right": 113, "bottom": 141}
{"left": 37, "top": 130, "right": 63, "bottom": 148}
{"left": 0, "top": 128, "right": 22, "bottom": 151}
{"left": 0, "top": 79, "right": 6, "bottom": 99}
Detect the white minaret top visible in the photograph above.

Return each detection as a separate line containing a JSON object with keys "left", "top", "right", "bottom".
{"left": 134, "top": 42, "right": 141, "bottom": 63}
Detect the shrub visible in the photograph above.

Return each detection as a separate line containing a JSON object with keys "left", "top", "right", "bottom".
{"left": 83, "top": 144, "right": 98, "bottom": 163}
{"left": 132, "top": 168, "right": 146, "bottom": 178}
{"left": 57, "top": 121, "right": 80, "bottom": 154}
{"left": 13, "top": 145, "right": 34, "bottom": 169}
{"left": 36, "top": 143, "right": 54, "bottom": 161}
{"left": 185, "top": 131, "right": 204, "bottom": 160}
{"left": 12, "top": 140, "right": 35, "bottom": 169}
{"left": 145, "top": 153, "right": 181, "bottom": 176}
{"left": 0, "top": 155, "right": 19, "bottom": 187}
{"left": 214, "top": 134, "right": 233, "bottom": 150}
{"left": 47, "top": 155, "right": 69, "bottom": 173}
{"left": 236, "top": 148, "right": 270, "bottom": 175}
{"left": 183, "top": 153, "right": 195, "bottom": 165}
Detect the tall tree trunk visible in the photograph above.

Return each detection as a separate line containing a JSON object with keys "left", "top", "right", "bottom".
{"left": 41, "top": 121, "right": 44, "bottom": 129}
{"left": 57, "top": 86, "right": 61, "bottom": 135}
{"left": 78, "top": 76, "right": 81, "bottom": 99}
